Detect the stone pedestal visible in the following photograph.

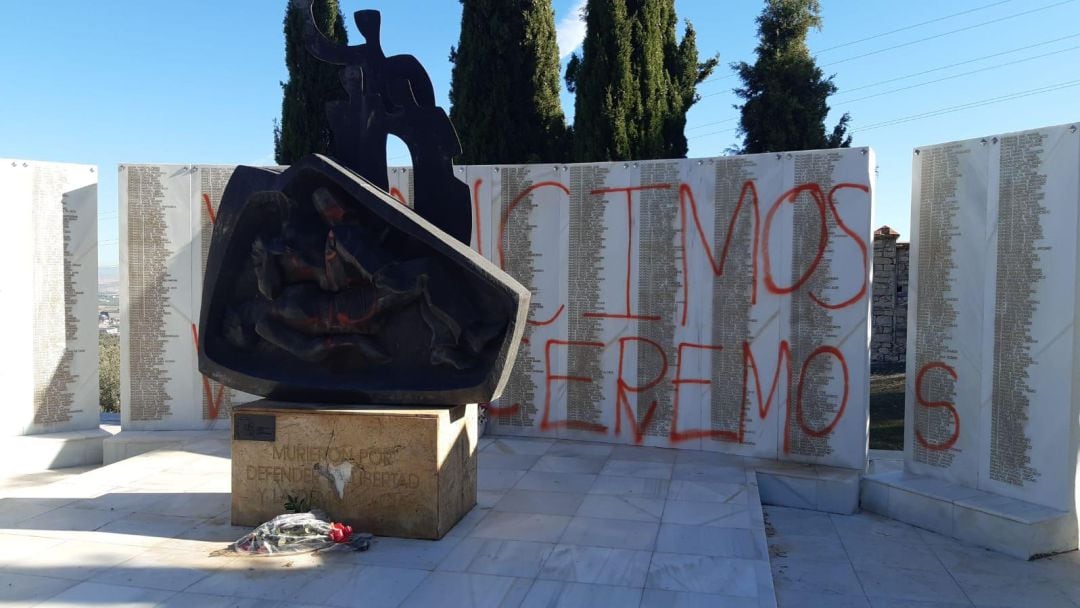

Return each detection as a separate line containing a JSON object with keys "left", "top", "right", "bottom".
{"left": 231, "top": 401, "right": 477, "bottom": 540}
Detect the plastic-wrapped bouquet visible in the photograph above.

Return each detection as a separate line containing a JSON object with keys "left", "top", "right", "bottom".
{"left": 214, "top": 510, "right": 372, "bottom": 556}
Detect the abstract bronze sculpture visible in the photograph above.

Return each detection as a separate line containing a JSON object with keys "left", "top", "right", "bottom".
{"left": 198, "top": 2, "right": 528, "bottom": 405}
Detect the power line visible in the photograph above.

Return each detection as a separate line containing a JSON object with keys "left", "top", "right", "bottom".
{"left": 825, "top": 0, "right": 1076, "bottom": 68}
{"left": 842, "top": 33, "right": 1080, "bottom": 93}
{"left": 690, "top": 79, "right": 1080, "bottom": 141}
{"left": 691, "top": 33, "right": 1080, "bottom": 132}
{"left": 688, "top": 125, "right": 738, "bottom": 141}
{"left": 836, "top": 44, "right": 1080, "bottom": 105}
{"left": 697, "top": 0, "right": 1075, "bottom": 88}
{"left": 687, "top": 116, "right": 737, "bottom": 131}
{"left": 857, "top": 78, "right": 1080, "bottom": 131}
{"left": 814, "top": 0, "right": 1013, "bottom": 54}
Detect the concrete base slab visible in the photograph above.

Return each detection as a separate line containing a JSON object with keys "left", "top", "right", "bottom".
{"left": 0, "top": 427, "right": 115, "bottom": 475}
{"left": 754, "top": 462, "right": 861, "bottom": 515}
{"left": 861, "top": 470, "right": 1077, "bottom": 559}
{"left": 103, "top": 430, "right": 230, "bottom": 465}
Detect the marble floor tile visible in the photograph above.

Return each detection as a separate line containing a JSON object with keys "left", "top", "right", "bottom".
{"left": 521, "top": 580, "right": 644, "bottom": 608}
{"left": 674, "top": 450, "right": 746, "bottom": 467}
{"left": 0, "top": 497, "right": 75, "bottom": 527}
{"left": 186, "top": 558, "right": 345, "bottom": 600}
{"left": 641, "top": 587, "right": 760, "bottom": 608}
{"left": 588, "top": 475, "right": 670, "bottom": 498}
{"left": 763, "top": 506, "right": 837, "bottom": 538}
{"left": 855, "top": 564, "right": 969, "bottom": 604}
{"left": 158, "top": 594, "right": 289, "bottom": 608}
{"left": 663, "top": 500, "right": 756, "bottom": 528}
{"left": 546, "top": 441, "right": 614, "bottom": 459}
{"left": 668, "top": 480, "right": 748, "bottom": 504}
{"left": 774, "top": 589, "right": 871, "bottom": 607}
{"left": 771, "top": 557, "right": 864, "bottom": 596}
{"left": 37, "top": 581, "right": 175, "bottom": 607}
{"left": 656, "top": 523, "right": 766, "bottom": 559}
{"left": 91, "top": 512, "right": 203, "bottom": 547}
{"left": 477, "top": 490, "right": 506, "bottom": 509}
{"left": 446, "top": 507, "right": 491, "bottom": 538}
{"left": 531, "top": 455, "right": 607, "bottom": 475}
{"left": 830, "top": 511, "right": 925, "bottom": 545}
{"left": 844, "top": 535, "right": 948, "bottom": 573}
{"left": 15, "top": 539, "right": 150, "bottom": 581}
{"left": 867, "top": 600, "right": 973, "bottom": 608}
{"left": 478, "top": 452, "right": 542, "bottom": 471}
{"left": 399, "top": 571, "right": 529, "bottom": 608}
{"left": 950, "top": 571, "right": 1076, "bottom": 608}
{"left": 514, "top": 471, "right": 596, "bottom": 494}
{"left": 930, "top": 542, "right": 1051, "bottom": 581}
{"left": 576, "top": 494, "right": 664, "bottom": 522}
{"left": 351, "top": 535, "right": 464, "bottom": 570}
{"left": 438, "top": 537, "right": 554, "bottom": 578}
{"left": 672, "top": 463, "right": 748, "bottom": 484}
{"left": 9, "top": 504, "right": 133, "bottom": 537}
{"left": 285, "top": 564, "right": 429, "bottom": 608}
{"left": 559, "top": 516, "right": 659, "bottom": 551}
{"left": 478, "top": 468, "right": 527, "bottom": 492}
{"left": 470, "top": 511, "right": 572, "bottom": 543}
{"left": 611, "top": 445, "right": 678, "bottom": 463}
{"left": 0, "top": 571, "right": 79, "bottom": 605}
{"left": 90, "top": 548, "right": 222, "bottom": 591}
{"left": 646, "top": 552, "right": 762, "bottom": 596}
{"left": 493, "top": 489, "right": 586, "bottom": 516}
{"left": 600, "top": 459, "right": 674, "bottom": 479}
{"left": 768, "top": 533, "right": 849, "bottom": 562}
{"left": 483, "top": 437, "right": 555, "bottom": 456}
{"left": 538, "top": 543, "right": 651, "bottom": 586}
{"left": 0, "top": 532, "right": 65, "bottom": 568}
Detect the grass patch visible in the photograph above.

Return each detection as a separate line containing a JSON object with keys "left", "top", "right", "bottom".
{"left": 869, "top": 372, "right": 905, "bottom": 451}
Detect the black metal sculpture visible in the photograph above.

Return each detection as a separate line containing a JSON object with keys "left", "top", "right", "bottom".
{"left": 197, "top": 2, "right": 528, "bottom": 405}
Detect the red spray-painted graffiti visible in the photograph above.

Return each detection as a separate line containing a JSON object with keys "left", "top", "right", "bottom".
{"left": 482, "top": 176, "right": 869, "bottom": 449}
{"left": 914, "top": 361, "right": 960, "bottom": 451}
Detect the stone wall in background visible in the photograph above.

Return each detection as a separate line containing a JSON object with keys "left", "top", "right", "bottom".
{"left": 871, "top": 227, "right": 909, "bottom": 373}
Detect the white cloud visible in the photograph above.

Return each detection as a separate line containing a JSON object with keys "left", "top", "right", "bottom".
{"left": 556, "top": 0, "right": 588, "bottom": 60}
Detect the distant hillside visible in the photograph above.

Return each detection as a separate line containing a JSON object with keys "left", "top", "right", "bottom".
{"left": 99, "top": 265, "right": 119, "bottom": 295}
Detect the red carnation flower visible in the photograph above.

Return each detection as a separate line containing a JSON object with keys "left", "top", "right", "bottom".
{"left": 328, "top": 522, "right": 353, "bottom": 544}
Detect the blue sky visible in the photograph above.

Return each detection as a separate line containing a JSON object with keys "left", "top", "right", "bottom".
{"left": 1, "top": 0, "right": 1077, "bottom": 269}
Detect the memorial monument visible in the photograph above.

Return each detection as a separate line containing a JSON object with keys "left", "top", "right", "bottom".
{"left": 863, "top": 121, "right": 1080, "bottom": 558}
{"left": 206, "top": 1, "right": 529, "bottom": 538}
{"left": 0, "top": 159, "right": 101, "bottom": 473}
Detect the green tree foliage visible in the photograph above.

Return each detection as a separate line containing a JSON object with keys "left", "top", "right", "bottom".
{"left": 567, "top": 0, "right": 716, "bottom": 162}
{"left": 99, "top": 334, "right": 120, "bottom": 413}
{"left": 274, "top": 0, "right": 348, "bottom": 165}
{"left": 733, "top": 0, "right": 851, "bottom": 154}
{"left": 449, "top": 0, "right": 570, "bottom": 164}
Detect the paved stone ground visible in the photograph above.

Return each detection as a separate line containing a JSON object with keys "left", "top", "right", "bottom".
{"left": 1, "top": 436, "right": 1077, "bottom": 607}
{"left": 0, "top": 436, "right": 775, "bottom": 607}
{"left": 767, "top": 506, "right": 1080, "bottom": 607}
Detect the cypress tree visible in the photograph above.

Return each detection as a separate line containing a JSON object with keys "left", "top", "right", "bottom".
{"left": 567, "top": 0, "right": 636, "bottom": 161}
{"left": 449, "top": 0, "right": 570, "bottom": 164}
{"left": 733, "top": 0, "right": 851, "bottom": 154}
{"left": 274, "top": 0, "right": 348, "bottom": 166}
{"left": 568, "top": 0, "right": 715, "bottom": 162}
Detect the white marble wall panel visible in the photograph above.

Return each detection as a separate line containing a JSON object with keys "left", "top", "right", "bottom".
{"left": 907, "top": 121, "right": 1080, "bottom": 514}
{"left": 119, "top": 151, "right": 874, "bottom": 468}
{"left": 0, "top": 159, "right": 98, "bottom": 436}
